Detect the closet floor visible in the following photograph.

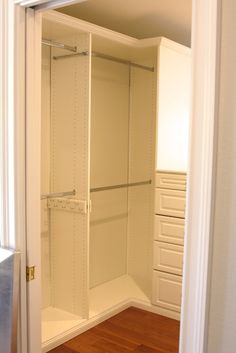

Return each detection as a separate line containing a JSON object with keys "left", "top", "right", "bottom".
{"left": 48, "top": 307, "right": 180, "bottom": 353}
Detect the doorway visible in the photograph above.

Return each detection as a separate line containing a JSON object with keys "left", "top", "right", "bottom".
{"left": 37, "top": 4, "right": 191, "bottom": 352}
{"left": 23, "top": 0, "right": 220, "bottom": 352}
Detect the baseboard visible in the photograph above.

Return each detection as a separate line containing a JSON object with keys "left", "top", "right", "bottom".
{"left": 42, "top": 299, "right": 179, "bottom": 352}
{"left": 130, "top": 298, "right": 181, "bottom": 320}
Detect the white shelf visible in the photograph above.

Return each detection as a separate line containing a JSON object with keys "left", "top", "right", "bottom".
{"left": 42, "top": 307, "right": 85, "bottom": 344}
{"left": 89, "top": 274, "right": 150, "bottom": 318}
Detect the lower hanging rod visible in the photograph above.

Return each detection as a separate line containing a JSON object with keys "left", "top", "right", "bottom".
{"left": 53, "top": 51, "right": 154, "bottom": 72}
{"left": 90, "top": 180, "right": 152, "bottom": 193}
{"left": 41, "top": 189, "right": 76, "bottom": 200}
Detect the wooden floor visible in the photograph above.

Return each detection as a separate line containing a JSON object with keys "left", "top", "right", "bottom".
{"left": 49, "top": 307, "right": 180, "bottom": 353}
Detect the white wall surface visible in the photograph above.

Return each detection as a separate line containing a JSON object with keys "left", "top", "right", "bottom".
{"left": 207, "top": 0, "right": 236, "bottom": 352}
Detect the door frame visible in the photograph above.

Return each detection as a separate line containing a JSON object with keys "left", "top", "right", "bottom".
{"left": 0, "top": 0, "right": 221, "bottom": 352}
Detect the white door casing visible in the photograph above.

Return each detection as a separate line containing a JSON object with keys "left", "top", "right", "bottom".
{"left": 15, "top": 0, "right": 87, "bottom": 11}
{"left": 25, "top": 8, "right": 42, "bottom": 353}
{"left": 180, "top": 0, "right": 221, "bottom": 352}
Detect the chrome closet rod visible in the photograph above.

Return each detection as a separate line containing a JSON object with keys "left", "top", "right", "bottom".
{"left": 53, "top": 50, "right": 155, "bottom": 72}
{"left": 42, "top": 38, "right": 77, "bottom": 53}
{"left": 41, "top": 189, "right": 76, "bottom": 200}
{"left": 90, "top": 180, "right": 152, "bottom": 193}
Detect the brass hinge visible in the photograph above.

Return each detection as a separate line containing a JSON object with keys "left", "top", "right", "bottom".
{"left": 26, "top": 266, "right": 35, "bottom": 282}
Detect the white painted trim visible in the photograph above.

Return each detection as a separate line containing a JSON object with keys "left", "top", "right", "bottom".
{"left": 25, "top": 8, "right": 42, "bottom": 353}
{"left": 43, "top": 10, "right": 138, "bottom": 45}
{"left": 0, "top": 3, "right": 28, "bottom": 353}
{"left": 0, "top": 0, "right": 16, "bottom": 248}
{"left": 43, "top": 11, "right": 191, "bottom": 54}
{"left": 14, "top": 6, "right": 28, "bottom": 353}
{"left": 0, "top": 0, "right": 7, "bottom": 246}
{"left": 15, "top": 0, "right": 86, "bottom": 9}
{"left": 139, "top": 37, "right": 191, "bottom": 55}
{"left": 34, "top": 0, "right": 86, "bottom": 11}
{"left": 179, "top": 0, "right": 221, "bottom": 353}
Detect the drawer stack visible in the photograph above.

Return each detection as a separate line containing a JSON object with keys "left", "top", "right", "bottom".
{"left": 152, "top": 171, "right": 186, "bottom": 315}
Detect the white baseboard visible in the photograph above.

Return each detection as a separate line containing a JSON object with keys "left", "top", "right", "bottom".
{"left": 42, "top": 299, "right": 180, "bottom": 352}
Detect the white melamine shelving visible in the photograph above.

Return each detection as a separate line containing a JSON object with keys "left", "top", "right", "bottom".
{"left": 42, "top": 307, "right": 85, "bottom": 343}
{"left": 89, "top": 275, "right": 150, "bottom": 318}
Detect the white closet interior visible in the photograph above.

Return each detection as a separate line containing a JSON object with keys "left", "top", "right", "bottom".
{"left": 40, "top": 10, "right": 190, "bottom": 353}
{"left": 41, "top": 12, "right": 156, "bottom": 351}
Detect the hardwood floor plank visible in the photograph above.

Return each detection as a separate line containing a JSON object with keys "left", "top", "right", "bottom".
{"left": 93, "top": 326, "right": 139, "bottom": 350}
{"left": 95, "top": 320, "right": 178, "bottom": 352}
{"left": 133, "top": 344, "right": 166, "bottom": 353}
{"left": 48, "top": 307, "right": 180, "bottom": 353}
{"left": 92, "top": 338, "right": 134, "bottom": 353}
{"left": 49, "top": 346, "right": 77, "bottom": 353}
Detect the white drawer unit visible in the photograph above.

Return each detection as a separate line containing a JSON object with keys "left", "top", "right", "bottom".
{"left": 155, "top": 188, "right": 186, "bottom": 218}
{"left": 155, "top": 171, "right": 187, "bottom": 191}
{"left": 153, "top": 241, "right": 183, "bottom": 275}
{"left": 153, "top": 171, "right": 186, "bottom": 317}
{"left": 154, "top": 215, "right": 185, "bottom": 245}
{"left": 152, "top": 270, "right": 182, "bottom": 312}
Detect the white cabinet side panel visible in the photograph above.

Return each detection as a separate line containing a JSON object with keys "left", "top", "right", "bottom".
{"left": 41, "top": 45, "right": 51, "bottom": 309}
{"left": 127, "top": 65, "right": 156, "bottom": 299}
{"left": 50, "top": 33, "right": 91, "bottom": 317}
{"left": 156, "top": 45, "right": 191, "bottom": 172}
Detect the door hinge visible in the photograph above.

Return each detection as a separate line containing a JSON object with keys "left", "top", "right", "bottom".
{"left": 26, "top": 266, "right": 35, "bottom": 282}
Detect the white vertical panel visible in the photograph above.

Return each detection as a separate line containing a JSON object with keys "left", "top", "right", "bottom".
{"left": 127, "top": 64, "right": 156, "bottom": 298}
{"left": 156, "top": 45, "right": 191, "bottom": 172}
{"left": 90, "top": 58, "right": 129, "bottom": 288}
{"left": 41, "top": 45, "right": 51, "bottom": 309}
{"left": 50, "top": 32, "right": 91, "bottom": 318}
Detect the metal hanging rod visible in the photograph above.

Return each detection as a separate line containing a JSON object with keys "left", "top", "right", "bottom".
{"left": 42, "top": 39, "right": 77, "bottom": 53}
{"left": 53, "top": 50, "right": 155, "bottom": 72}
{"left": 90, "top": 180, "right": 152, "bottom": 193}
{"left": 41, "top": 189, "right": 76, "bottom": 200}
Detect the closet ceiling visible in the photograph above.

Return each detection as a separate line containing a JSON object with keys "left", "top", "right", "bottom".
{"left": 58, "top": 0, "right": 192, "bottom": 47}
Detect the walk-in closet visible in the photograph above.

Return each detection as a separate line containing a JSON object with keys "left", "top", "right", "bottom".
{"left": 40, "top": 9, "right": 190, "bottom": 352}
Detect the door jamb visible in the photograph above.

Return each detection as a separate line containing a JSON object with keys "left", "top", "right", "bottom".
{"left": 180, "top": 0, "right": 221, "bottom": 352}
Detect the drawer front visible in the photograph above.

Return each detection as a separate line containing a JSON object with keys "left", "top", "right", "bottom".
{"left": 155, "top": 189, "right": 186, "bottom": 218}
{"left": 153, "top": 241, "right": 184, "bottom": 275}
{"left": 152, "top": 270, "right": 182, "bottom": 312}
{"left": 154, "top": 215, "right": 185, "bottom": 245}
{"left": 155, "top": 172, "right": 186, "bottom": 190}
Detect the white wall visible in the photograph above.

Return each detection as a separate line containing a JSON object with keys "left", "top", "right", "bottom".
{"left": 207, "top": 1, "right": 236, "bottom": 352}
